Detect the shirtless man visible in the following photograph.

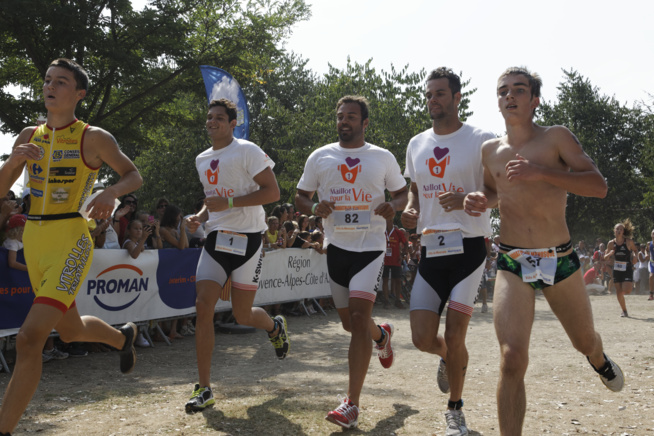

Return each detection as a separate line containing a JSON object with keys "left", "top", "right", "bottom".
{"left": 464, "top": 67, "right": 624, "bottom": 435}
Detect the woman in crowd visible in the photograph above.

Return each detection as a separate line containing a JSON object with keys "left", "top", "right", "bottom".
{"left": 604, "top": 219, "right": 638, "bottom": 317}
{"left": 158, "top": 204, "right": 190, "bottom": 339}
{"left": 114, "top": 193, "right": 138, "bottom": 246}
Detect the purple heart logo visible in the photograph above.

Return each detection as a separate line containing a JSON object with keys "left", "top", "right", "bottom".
{"left": 433, "top": 147, "right": 449, "bottom": 161}
{"left": 345, "top": 157, "right": 360, "bottom": 168}
{"left": 210, "top": 159, "right": 219, "bottom": 170}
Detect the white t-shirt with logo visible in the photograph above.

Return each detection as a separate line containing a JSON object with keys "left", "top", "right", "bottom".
{"left": 404, "top": 123, "right": 495, "bottom": 237}
{"left": 196, "top": 138, "right": 274, "bottom": 233}
{"left": 297, "top": 142, "right": 406, "bottom": 252}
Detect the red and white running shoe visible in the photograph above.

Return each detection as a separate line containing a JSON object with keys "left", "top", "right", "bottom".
{"left": 376, "top": 322, "right": 394, "bottom": 369}
{"left": 326, "top": 396, "right": 359, "bottom": 429}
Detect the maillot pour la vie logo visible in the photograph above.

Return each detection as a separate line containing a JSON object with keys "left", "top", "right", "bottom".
{"left": 426, "top": 146, "right": 450, "bottom": 178}
{"left": 338, "top": 157, "right": 362, "bottom": 184}
{"left": 205, "top": 159, "right": 219, "bottom": 185}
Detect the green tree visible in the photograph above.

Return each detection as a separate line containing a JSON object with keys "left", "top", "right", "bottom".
{"left": 0, "top": 0, "right": 310, "bottom": 210}
{"left": 538, "top": 70, "right": 654, "bottom": 243}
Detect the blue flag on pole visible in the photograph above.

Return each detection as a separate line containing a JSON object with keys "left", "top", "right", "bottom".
{"left": 199, "top": 65, "right": 250, "bottom": 140}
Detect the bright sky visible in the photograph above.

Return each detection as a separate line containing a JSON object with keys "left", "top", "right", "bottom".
{"left": 3, "top": 0, "right": 652, "bottom": 194}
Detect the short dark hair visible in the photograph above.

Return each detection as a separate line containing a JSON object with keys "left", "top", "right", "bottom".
{"left": 426, "top": 67, "right": 461, "bottom": 95}
{"left": 336, "top": 95, "right": 369, "bottom": 122}
{"left": 49, "top": 58, "right": 89, "bottom": 92}
{"left": 209, "top": 98, "right": 237, "bottom": 122}
{"left": 498, "top": 66, "right": 542, "bottom": 98}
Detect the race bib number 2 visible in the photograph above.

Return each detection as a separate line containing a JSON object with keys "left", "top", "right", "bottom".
{"left": 333, "top": 204, "right": 371, "bottom": 232}
{"left": 422, "top": 228, "right": 464, "bottom": 257}
{"left": 508, "top": 247, "right": 557, "bottom": 286}
{"left": 215, "top": 230, "right": 247, "bottom": 256}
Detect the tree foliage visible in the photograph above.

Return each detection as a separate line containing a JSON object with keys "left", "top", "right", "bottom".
{"left": 538, "top": 70, "right": 654, "bottom": 243}
{"left": 0, "top": 0, "right": 310, "bottom": 210}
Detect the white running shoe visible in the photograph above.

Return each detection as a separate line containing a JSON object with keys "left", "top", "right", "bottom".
{"left": 445, "top": 409, "right": 469, "bottom": 436}
{"left": 437, "top": 358, "right": 450, "bottom": 393}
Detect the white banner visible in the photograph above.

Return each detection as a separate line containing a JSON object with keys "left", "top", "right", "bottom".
{"left": 1, "top": 248, "right": 331, "bottom": 336}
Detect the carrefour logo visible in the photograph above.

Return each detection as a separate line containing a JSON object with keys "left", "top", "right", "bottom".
{"left": 86, "top": 264, "right": 149, "bottom": 311}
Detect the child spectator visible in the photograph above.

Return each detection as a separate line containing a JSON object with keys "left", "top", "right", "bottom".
{"left": 3, "top": 214, "right": 27, "bottom": 272}
{"left": 310, "top": 231, "right": 326, "bottom": 254}
{"left": 123, "top": 219, "right": 153, "bottom": 258}
{"left": 136, "top": 211, "right": 163, "bottom": 249}
{"left": 263, "top": 216, "right": 284, "bottom": 250}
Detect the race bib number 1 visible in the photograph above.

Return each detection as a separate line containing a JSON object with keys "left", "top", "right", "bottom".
{"left": 422, "top": 228, "right": 464, "bottom": 257}
{"left": 215, "top": 230, "right": 247, "bottom": 256}
{"left": 508, "top": 247, "right": 557, "bottom": 286}
{"left": 333, "top": 204, "right": 371, "bottom": 232}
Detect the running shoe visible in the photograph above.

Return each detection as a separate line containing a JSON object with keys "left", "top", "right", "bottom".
{"left": 620, "top": 310, "right": 629, "bottom": 318}
{"left": 185, "top": 384, "right": 215, "bottom": 413}
{"left": 437, "top": 358, "right": 450, "bottom": 393}
{"left": 445, "top": 409, "right": 469, "bottom": 436}
{"left": 589, "top": 353, "right": 624, "bottom": 392}
{"left": 268, "top": 315, "right": 289, "bottom": 359}
{"left": 376, "top": 323, "right": 394, "bottom": 369}
{"left": 42, "top": 347, "right": 69, "bottom": 361}
{"left": 326, "top": 396, "right": 359, "bottom": 429}
{"left": 648, "top": 294, "right": 653, "bottom": 301}
{"left": 118, "top": 322, "right": 137, "bottom": 374}
{"left": 481, "top": 303, "right": 488, "bottom": 313}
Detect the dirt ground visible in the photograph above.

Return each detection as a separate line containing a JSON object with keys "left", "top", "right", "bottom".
{"left": 1, "top": 291, "right": 653, "bottom": 435}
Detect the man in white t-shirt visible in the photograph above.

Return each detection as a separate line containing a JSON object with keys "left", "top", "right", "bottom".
{"left": 183, "top": 99, "right": 289, "bottom": 413}
{"left": 401, "top": 67, "right": 496, "bottom": 436}
{"left": 295, "top": 95, "right": 408, "bottom": 429}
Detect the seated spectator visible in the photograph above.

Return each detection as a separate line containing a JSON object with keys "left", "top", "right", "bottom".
{"left": 136, "top": 211, "right": 163, "bottom": 249}
{"left": 0, "top": 194, "right": 20, "bottom": 244}
{"left": 184, "top": 199, "right": 206, "bottom": 248}
{"left": 297, "top": 214, "right": 310, "bottom": 233}
{"left": 114, "top": 193, "right": 138, "bottom": 247}
{"left": 123, "top": 219, "right": 153, "bottom": 258}
{"left": 263, "top": 216, "right": 285, "bottom": 250}
{"left": 158, "top": 204, "right": 190, "bottom": 340}
{"left": 310, "top": 231, "right": 326, "bottom": 254}
{"left": 297, "top": 231, "right": 313, "bottom": 248}
{"left": 3, "top": 214, "right": 27, "bottom": 271}
{"left": 584, "top": 261, "right": 606, "bottom": 294}
{"left": 90, "top": 219, "right": 111, "bottom": 248}
{"left": 271, "top": 204, "right": 289, "bottom": 223}
{"left": 159, "top": 204, "right": 189, "bottom": 250}
{"left": 314, "top": 215, "right": 324, "bottom": 233}
{"left": 307, "top": 215, "right": 317, "bottom": 233}
{"left": 19, "top": 188, "right": 31, "bottom": 215}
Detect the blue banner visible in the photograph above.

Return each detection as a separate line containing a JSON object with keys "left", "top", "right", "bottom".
{"left": 199, "top": 65, "right": 250, "bottom": 140}
{"left": 0, "top": 248, "right": 34, "bottom": 330}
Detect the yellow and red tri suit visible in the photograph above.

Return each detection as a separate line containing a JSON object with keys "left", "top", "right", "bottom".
{"left": 23, "top": 119, "right": 99, "bottom": 313}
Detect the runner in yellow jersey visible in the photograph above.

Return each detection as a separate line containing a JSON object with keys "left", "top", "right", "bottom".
{"left": 0, "top": 58, "right": 143, "bottom": 436}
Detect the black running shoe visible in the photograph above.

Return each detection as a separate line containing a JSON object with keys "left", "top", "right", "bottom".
{"left": 268, "top": 315, "right": 290, "bottom": 359}
{"left": 118, "top": 322, "right": 137, "bottom": 374}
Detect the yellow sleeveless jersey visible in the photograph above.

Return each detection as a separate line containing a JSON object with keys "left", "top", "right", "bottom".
{"left": 26, "top": 119, "right": 99, "bottom": 218}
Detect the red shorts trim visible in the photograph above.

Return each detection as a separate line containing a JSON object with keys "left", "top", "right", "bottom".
{"left": 233, "top": 282, "right": 258, "bottom": 291}
{"left": 33, "top": 296, "right": 75, "bottom": 314}
{"left": 448, "top": 300, "right": 473, "bottom": 317}
{"left": 350, "top": 291, "right": 376, "bottom": 302}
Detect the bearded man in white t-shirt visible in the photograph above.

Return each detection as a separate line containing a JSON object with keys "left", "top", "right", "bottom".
{"left": 184, "top": 99, "right": 289, "bottom": 413}
{"left": 295, "top": 95, "right": 408, "bottom": 429}
{"left": 401, "top": 68, "right": 496, "bottom": 436}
